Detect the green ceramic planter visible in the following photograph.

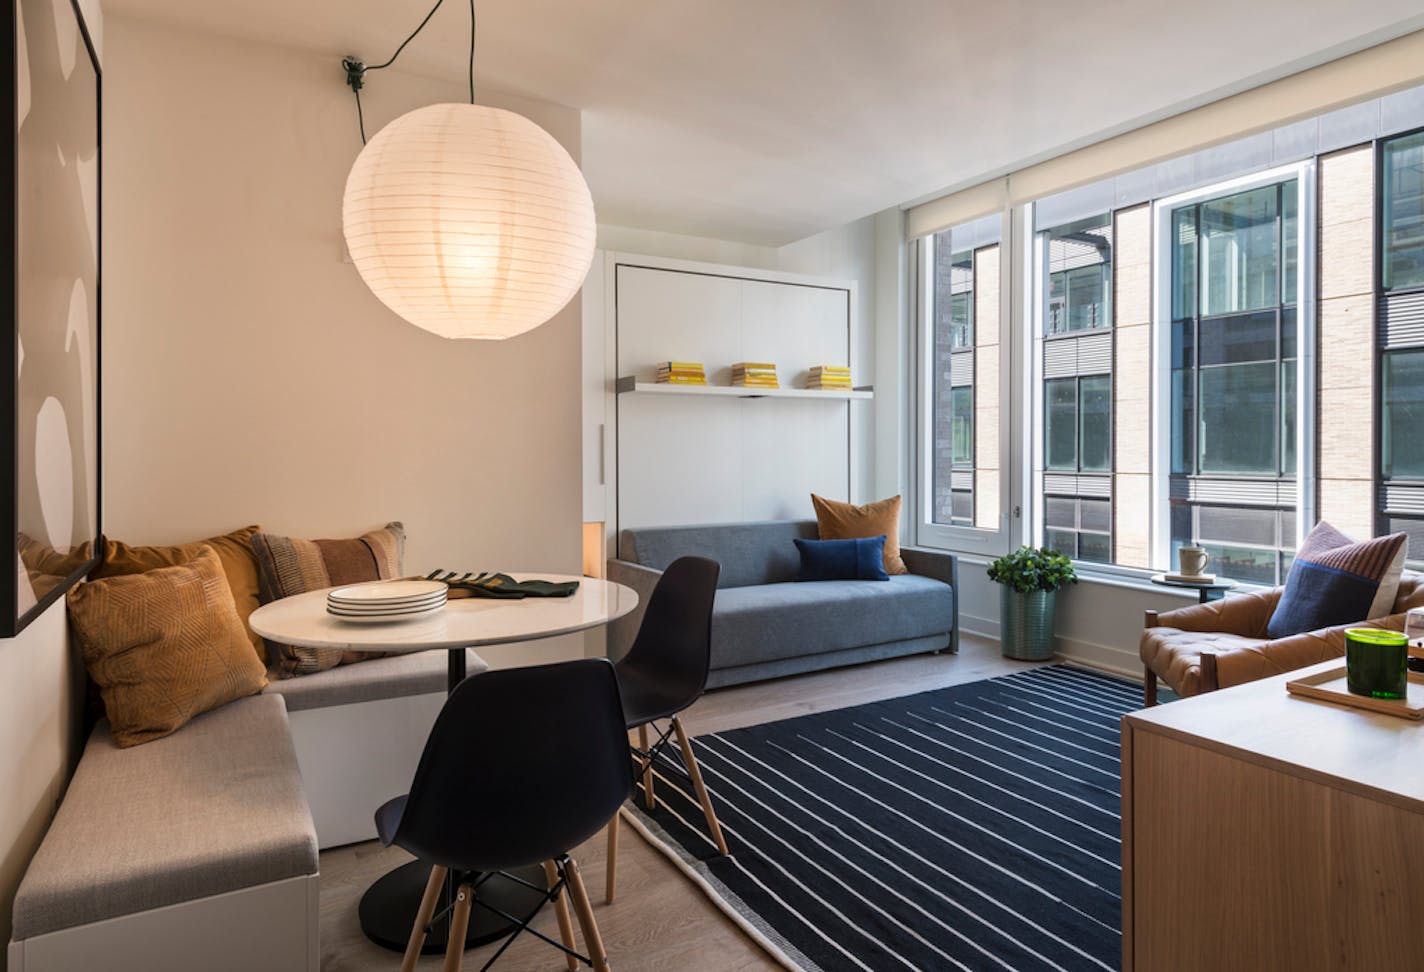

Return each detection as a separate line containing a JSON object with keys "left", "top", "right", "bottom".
{"left": 1000, "top": 588, "right": 1058, "bottom": 661}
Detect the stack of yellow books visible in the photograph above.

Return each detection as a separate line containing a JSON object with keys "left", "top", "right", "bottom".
{"left": 807, "top": 366, "right": 852, "bottom": 390}
{"left": 732, "top": 362, "right": 779, "bottom": 388}
{"left": 656, "top": 361, "right": 707, "bottom": 385}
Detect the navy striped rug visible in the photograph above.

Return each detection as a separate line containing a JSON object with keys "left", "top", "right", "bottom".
{"left": 625, "top": 665, "right": 1137, "bottom": 972}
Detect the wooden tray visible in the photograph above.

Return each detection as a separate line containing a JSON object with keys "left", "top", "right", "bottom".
{"left": 1286, "top": 666, "right": 1424, "bottom": 720}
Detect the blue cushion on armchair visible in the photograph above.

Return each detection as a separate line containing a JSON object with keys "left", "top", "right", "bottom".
{"left": 793, "top": 536, "right": 889, "bottom": 582}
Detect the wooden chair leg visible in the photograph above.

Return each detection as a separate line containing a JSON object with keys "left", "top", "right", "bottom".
{"left": 638, "top": 724, "right": 655, "bottom": 810}
{"left": 604, "top": 809, "right": 620, "bottom": 904}
{"left": 671, "top": 716, "right": 729, "bottom": 856}
{"left": 1143, "top": 666, "right": 1158, "bottom": 708}
{"left": 401, "top": 865, "right": 448, "bottom": 972}
{"left": 442, "top": 880, "right": 474, "bottom": 972}
{"left": 543, "top": 860, "right": 579, "bottom": 972}
{"left": 564, "top": 856, "right": 611, "bottom": 972}
{"left": 1200, "top": 651, "right": 1220, "bottom": 693}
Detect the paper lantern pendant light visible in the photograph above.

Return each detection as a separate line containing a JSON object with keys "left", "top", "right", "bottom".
{"left": 342, "top": 103, "right": 596, "bottom": 340}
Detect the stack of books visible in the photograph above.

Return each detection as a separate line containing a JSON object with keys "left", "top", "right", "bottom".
{"left": 732, "top": 362, "right": 779, "bottom": 389}
{"left": 656, "top": 361, "right": 707, "bottom": 385}
{"left": 807, "top": 365, "right": 852, "bottom": 390}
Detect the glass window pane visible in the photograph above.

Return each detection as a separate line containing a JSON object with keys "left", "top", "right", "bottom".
{"left": 1384, "top": 350, "right": 1424, "bottom": 479}
{"left": 950, "top": 293, "right": 973, "bottom": 348}
{"left": 1199, "top": 185, "right": 1280, "bottom": 316}
{"left": 951, "top": 386, "right": 974, "bottom": 468}
{"left": 1045, "top": 379, "right": 1077, "bottom": 470}
{"left": 1282, "top": 182, "right": 1298, "bottom": 306}
{"left": 1044, "top": 529, "right": 1077, "bottom": 559}
{"left": 951, "top": 490, "right": 973, "bottom": 524}
{"left": 1079, "top": 375, "right": 1111, "bottom": 472}
{"left": 1202, "top": 543, "right": 1280, "bottom": 585}
{"left": 1047, "top": 271, "right": 1067, "bottom": 335}
{"left": 1078, "top": 532, "right": 1111, "bottom": 565}
{"left": 1198, "top": 311, "right": 1277, "bottom": 366}
{"left": 1198, "top": 362, "right": 1278, "bottom": 474}
{"left": 1387, "top": 516, "right": 1424, "bottom": 570}
{"left": 1383, "top": 132, "right": 1424, "bottom": 291}
{"left": 1066, "top": 266, "right": 1107, "bottom": 331}
{"left": 1079, "top": 498, "right": 1111, "bottom": 533}
{"left": 1172, "top": 209, "right": 1197, "bottom": 321}
{"left": 1281, "top": 361, "right": 1296, "bottom": 476}
{"left": 1045, "top": 497, "right": 1077, "bottom": 529}
{"left": 1171, "top": 369, "right": 1193, "bottom": 475}
{"left": 1197, "top": 506, "right": 1278, "bottom": 547}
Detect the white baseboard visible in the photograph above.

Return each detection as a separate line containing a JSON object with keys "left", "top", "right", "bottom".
{"left": 960, "top": 611, "right": 1142, "bottom": 683}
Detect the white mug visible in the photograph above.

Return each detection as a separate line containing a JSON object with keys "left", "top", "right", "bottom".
{"left": 1178, "top": 546, "right": 1209, "bottom": 576}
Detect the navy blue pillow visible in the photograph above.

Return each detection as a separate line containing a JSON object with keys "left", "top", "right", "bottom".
{"left": 793, "top": 536, "right": 890, "bottom": 582}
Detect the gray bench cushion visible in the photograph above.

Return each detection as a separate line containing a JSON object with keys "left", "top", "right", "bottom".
{"left": 12, "top": 694, "right": 317, "bottom": 940}
{"left": 712, "top": 574, "right": 954, "bottom": 669}
{"left": 620, "top": 520, "right": 819, "bottom": 589}
{"left": 263, "top": 648, "right": 487, "bottom": 712}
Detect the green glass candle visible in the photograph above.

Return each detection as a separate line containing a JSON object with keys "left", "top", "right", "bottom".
{"left": 1345, "top": 628, "right": 1409, "bottom": 699}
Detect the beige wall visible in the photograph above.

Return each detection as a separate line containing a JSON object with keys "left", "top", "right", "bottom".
{"left": 1113, "top": 204, "right": 1152, "bottom": 568}
{"left": 1317, "top": 145, "right": 1376, "bottom": 540}
{"left": 0, "top": 2, "right": 102, "bottom": 963}
{"left": 101, "top": 17, "right": 585, "bottom": 667}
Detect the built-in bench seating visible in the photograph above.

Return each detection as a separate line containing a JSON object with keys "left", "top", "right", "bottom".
{"left": 9, "top": 648, "right": 489, "bottom": 971}
{"left": 8, "top": 695, "right": 318, "bottom": 972}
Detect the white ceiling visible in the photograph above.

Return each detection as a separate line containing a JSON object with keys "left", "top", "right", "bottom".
{"left": 104, "top": 0, "right": 1424, "bottom": 246}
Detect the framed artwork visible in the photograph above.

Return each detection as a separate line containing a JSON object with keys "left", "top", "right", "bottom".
{"left": 2, "top": 0, "right": 101, "bottom": 636}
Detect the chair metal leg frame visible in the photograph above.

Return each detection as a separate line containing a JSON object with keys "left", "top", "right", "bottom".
{"left": 628, "top": 716, "right": 730, "bottom": 854}
{"left": 402, "top": 860, "right": 601, "bottom": 972}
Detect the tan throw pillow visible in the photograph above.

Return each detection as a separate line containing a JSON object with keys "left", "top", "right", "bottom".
{"left": 67, "top": 546, "right": 268, "bottom": 748}
{"left": 811, "top": 494, "right": 907, "bottom": 575}
{"left": 95, "top": 526, "right": 266, "bottom": 663}
{"left": 251, "top": 522, "right": 405, "bottom": 678}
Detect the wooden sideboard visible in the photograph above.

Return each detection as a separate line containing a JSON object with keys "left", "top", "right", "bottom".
{"left": 1121, "top": 659, "right": 1424, "bottom": 971}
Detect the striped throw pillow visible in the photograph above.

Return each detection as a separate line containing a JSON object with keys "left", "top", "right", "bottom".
{"left": 1266, "top": 522, "right": 1407, "bottom": 640}
{"left": 252, "top": 522, "right": 405, "bottom": 678}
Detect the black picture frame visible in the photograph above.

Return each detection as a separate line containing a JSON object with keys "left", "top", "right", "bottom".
{"left": 2, "top": 0, "right": 102, "bottom": 637}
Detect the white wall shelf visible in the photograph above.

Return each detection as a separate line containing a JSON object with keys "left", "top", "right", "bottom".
{"left": 616, "top": 377, "right": 873, "bottom": 400}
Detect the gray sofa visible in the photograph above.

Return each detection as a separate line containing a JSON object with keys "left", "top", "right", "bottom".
{"left": 608, "top": 520, "right": 958, "bottom": 688}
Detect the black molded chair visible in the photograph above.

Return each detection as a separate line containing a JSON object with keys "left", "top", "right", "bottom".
{"left": 605, "top": 556, "right": 726, "bottom": 904}
{"left": 377, "top": 659, "right": 630, "bottom": 972}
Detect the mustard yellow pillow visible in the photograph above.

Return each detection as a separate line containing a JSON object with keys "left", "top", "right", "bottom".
{"left": 811, "top": 493, "right": 907, "bottom": 575}
{"left": 95, "top": 526, "right": 266, "bottom": 663}
{"left": 68, "top": 546, "right": 268, "bottom": 748}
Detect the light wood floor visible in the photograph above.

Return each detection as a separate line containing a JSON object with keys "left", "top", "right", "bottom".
{"left": 319, "top": 634, "right": 1038, "bottom": 971}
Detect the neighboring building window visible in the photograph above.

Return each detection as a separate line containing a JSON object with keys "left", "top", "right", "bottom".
{"left": 933, "top": 239, "right": 976, "bottom": 525}
{"left": 1379, "top": 130, "right": 1424, "bottom": 567}
{"left": 1168, "top": 179, "right": 1299, "bottom": 584}
{"left": 1038, "top": 216, "right": 1113, "bottom": 563}
{"left": 1383, "top": 131, "right": 1424, "bottom": 292}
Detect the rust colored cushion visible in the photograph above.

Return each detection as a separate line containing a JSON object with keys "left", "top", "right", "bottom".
{"left": 811, "top": 494, "right": 907, "bottom": 575}
{"left": 251, "top": 522, "right": 405, "bottom": 678}
{"left": 67, "top": 546, "right": 268, "bottom": 748}
{"left": 95, "top": 526, "right": 266, "bottom": 663}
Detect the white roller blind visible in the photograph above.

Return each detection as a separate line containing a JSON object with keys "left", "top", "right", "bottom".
{"left": 904, "top": 28, "right": 1424, "bottom": 241}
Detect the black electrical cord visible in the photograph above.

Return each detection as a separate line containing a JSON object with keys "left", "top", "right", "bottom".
{"left": 344, "top": 0, "right": 478, "bottom": 145}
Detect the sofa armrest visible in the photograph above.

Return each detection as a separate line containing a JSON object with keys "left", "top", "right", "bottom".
{"left": 900, "top": 546, "right": 959, "bottom": 653}
{"left": 605, "top": 559, "right": 663, "bottom": 663}
{"left": 1154, "top": 586, "right": 1282, "bottom": 638}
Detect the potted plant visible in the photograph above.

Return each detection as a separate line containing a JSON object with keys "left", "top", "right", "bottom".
{"left": 987, "top": 546, "right": 1078, "bottom": 661}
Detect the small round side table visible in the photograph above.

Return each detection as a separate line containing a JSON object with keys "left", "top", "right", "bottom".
{"left": 1149, "top": 574, "right": 1237, "bottom": 604}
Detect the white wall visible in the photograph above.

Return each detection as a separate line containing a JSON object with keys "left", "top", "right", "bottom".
{"left": 0, "top": 2, "right": 102, "bottom": 963}
{"left": 102, "top": 15, "right": 586, "bottom": 669}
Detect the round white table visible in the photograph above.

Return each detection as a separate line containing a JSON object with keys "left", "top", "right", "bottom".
{"left": 249, "top": 574, "right": 638, "bottom": 956}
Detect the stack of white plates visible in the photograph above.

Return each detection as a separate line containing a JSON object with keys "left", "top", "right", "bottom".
{"left": 327, "top": 579, "right": 448, "bottom": 623}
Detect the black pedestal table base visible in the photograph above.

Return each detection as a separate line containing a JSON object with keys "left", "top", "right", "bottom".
{"left": 358, "top": 860, "right": 550, "bottom": 954}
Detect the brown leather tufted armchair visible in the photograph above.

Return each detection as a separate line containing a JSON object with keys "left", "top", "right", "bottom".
{"left": 1140, "top": 574, "right": 1424, "bottom": 706}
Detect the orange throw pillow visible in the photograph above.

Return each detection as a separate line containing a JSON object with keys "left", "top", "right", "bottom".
{"left": 68, "top": 546, "right": 268, "bottom": 748}
{"left": 811, "top": 494, "right": 907, "bottom": 575}
{"left": 95, "top": 526, "right": 266, "bottom": 663}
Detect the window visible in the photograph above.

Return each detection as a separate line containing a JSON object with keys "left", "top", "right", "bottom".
{"left": 1383, "top": 131, "right": 1424, "bottom": 292}
{"left": 1036, "top": 215, "right": 1113, "bottom": 564}
{"left": 1164, "top": 178, "right": 1301, "bottom": 584}
{"left": 919, "top": 213, "right": 1004, "bottom": 550}
{"left": 1378, "top": 130, "right": 1424, "bottom": 567}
